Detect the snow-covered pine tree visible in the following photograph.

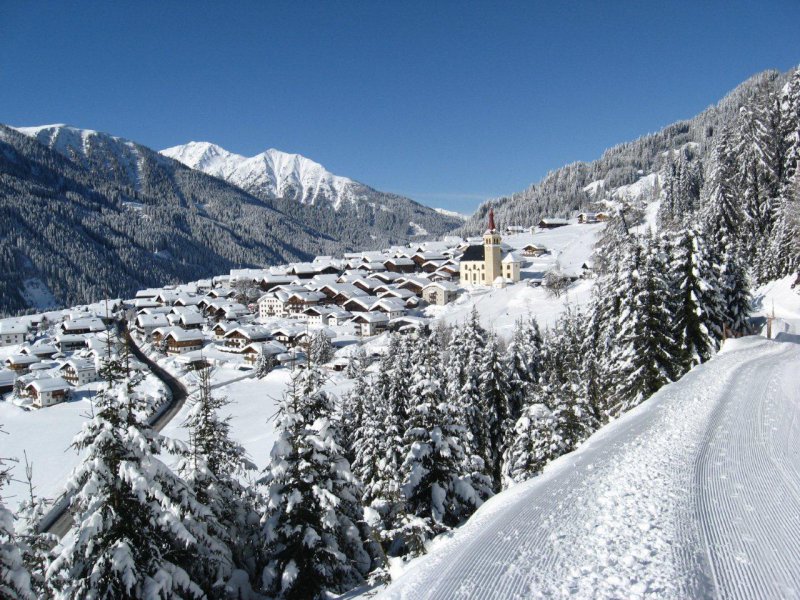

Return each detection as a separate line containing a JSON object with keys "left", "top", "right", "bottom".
{"left": 611, "top": 236, "right": 681, "bottom": 414}
{"left": 501, "top": 401, "right": 560, "bottom": 487}
{"left": 307, "top": 330, "right": 334, "bottom": 367}
{"left": 364, "top": 335, "right": 413, "bottom": 556}
{"left": 478, "top": 334, "right": 512, "bottom": 493}
{"left": 444, "top": 310, "right": 493, "bottom": 501}
{"left": 720, "top": 242, "right": 754, "bottom": 338}
{"left": 703, "top": 129, "right": 745, "bottom": 258}
{"left": 504, "top": 317, "right": 543, "bottom": 422}
{"left": 179, "top": 366, "right": 262, "bottom": 596}
{"left": 669, "top": 229, "right": 725, "bottom": 370}
{"left": 15, "top": 455, "right": 56, "bottom": 599}
{"left": 47, "top": 380, "right": 228, "bottom": 599}
{"left": 401, "top": 330, "right": 480, "bottom": 551}
{"left": 254, "top": 350, "right": 276, "bottom": 379}
{"left": 259, "top": 367, "right": 373, "bottom": 599}
{"left": 1, "top": 428, "right": 34, "bottom": 600}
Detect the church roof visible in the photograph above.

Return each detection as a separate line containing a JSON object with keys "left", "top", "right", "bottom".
{"left": 460, "top": 245, "right": 485, "bottom": 262}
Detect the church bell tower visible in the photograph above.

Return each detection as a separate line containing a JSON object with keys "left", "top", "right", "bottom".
{"left": 483, "top": 208, "right": 502, "bottom": 284}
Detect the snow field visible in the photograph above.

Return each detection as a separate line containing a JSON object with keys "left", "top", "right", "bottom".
{"left": 379, "top": 336, "right": 800, "bottom": 599}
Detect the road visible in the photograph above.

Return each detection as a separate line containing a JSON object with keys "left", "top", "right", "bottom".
{"left": 41, "top": 321, "right": 189, "bottom": 538}
{"left": 379, "top": 336, "right": 800, "bottom": 599}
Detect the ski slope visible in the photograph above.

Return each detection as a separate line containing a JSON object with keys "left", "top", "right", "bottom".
{"left": 379, "top": 335, "right": 800, "bottom": 599}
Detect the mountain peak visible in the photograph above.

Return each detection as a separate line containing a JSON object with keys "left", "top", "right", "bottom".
{"left": 161, "top": 141, "right": 358, "bottom": 209}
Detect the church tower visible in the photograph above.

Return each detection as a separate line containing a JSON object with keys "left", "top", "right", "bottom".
{"left": 483, "top": 208, "right": 502, "bottom": 284}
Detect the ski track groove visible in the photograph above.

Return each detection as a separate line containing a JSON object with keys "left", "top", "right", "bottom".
{"left": 380, "top": 338, "right": 800, "bottom": 600}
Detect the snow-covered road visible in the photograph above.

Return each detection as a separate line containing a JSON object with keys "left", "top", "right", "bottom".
{"left": 379, "top": 336, "right": 800, "bottom": 599}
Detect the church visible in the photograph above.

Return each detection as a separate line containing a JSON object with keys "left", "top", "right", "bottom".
{"left": 459, "top": 208, "right": 521, "bottom": 286}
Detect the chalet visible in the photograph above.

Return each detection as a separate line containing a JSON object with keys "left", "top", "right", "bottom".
{"left": 302, "top": 306, "right": 336, "bottom": 327}
{"left": 20, "top": 344, "right": 58, "bottom": 360}
{"left": 206, "top": 287, "right": 236, "bottom": 300}
{"left": 211, "top": 321, "right": 235, "bottom": 341}
{"left": 388, "top": 316, "right": 428, "bottom": 335}
{"left": 5, "top": 354, "right": 39, "bottom": 373}
{"left": 259, "top": 275, "right": 296, "bottom": 292}
{"left": 383, "top": 257, "right": 416, "bottom": 273}
{"left": 27, "top": 377, "right": 70, "bottom": 408}
{"left": 342, "top": 296, "right": 374, "bottom": 313}
{"left": 352, "top": 278, "right": 381, "bottom": 295}
{"left": 60, "top": 317, "right": 106, "bottom": 335}
{"left": 270, "top": 326, "right": 306, "bottom": 349}
{"left": 151, "top": 326, "right": 179, "bottom": 344}
{"left": 55, "top": 334, "right": 89, "bottom": 352}
{"left": 368, "top": 271, "right": 404, "bottom": 284}
{"left": 351, "top": 312, "right": 389, "bottom": 337}
{"left": 223, "top": 326, "right": 270, "bottom": 351}
{"left": 136, "top": 313, "right": 170, "bottom": 336}
{"left": 319, "top": 283, "right": 367, "bottom": 306}
{"left": 59, "top": 358, "right": 98, "bottom": 386}
{"left": 397, "top": 276, "right": 430, "bottom": 296}
{"left": 173, "top": 295, "right": 202, "bottom": 308}
{"left": 154, "top": 290, "right": 182, "bottom": 306}
{"left": 578, "top": 211, "right": 610, "bottom": 223}
{"left": 284, "top": 291, "right": 326, "bottom": 316}
{"left": 521, "top": 243, "right": 548, "bottom": 257}
{"left": 326, "top": 309, "right": 352, "bottom": 327}
{"left": 378, "top": 287, "right": 417, "bottom": 301}
{"left": 135, "top": 288, "right": 161, "bottom": 300}
{"left": 0, "top": 320, "right": 27, "bottom": 346}
{"left": 538, "top": 218, "right": 569, "bottom": 229}
{"left": 164, "top": 329, "right": 204, "bottom": 355}
{"left": 422, "top": 281, "right": 460, "bottom": 305}
{"left": 411, "top": 252, "right": 447, "bottom": 268}
{"left": 242, "top": 341, "right": 287, "bottom": 365}
{"left": 172, "top": 310, "right": 205, "bottom": 330}
{"left": 370, "top": 298, "right": 407, "bottom": 319}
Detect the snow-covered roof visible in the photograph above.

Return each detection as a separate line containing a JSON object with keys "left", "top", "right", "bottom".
{"left": 27, "top": 377, "right": 70, "bottom": 392}
{"left": 502, "top": 252, "right": 521, "bottom": 263}
{"left": 0, "top": 320, "right": 28, "bottom": 335}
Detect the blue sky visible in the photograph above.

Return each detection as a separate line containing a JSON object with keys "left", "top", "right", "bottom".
{"left": 2, "top": 1, "right": 799, "bottom": 213}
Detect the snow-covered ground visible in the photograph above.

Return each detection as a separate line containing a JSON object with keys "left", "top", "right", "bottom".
{"left": 0, "top": 373, "right": 167, "bottom": 511}
{"left": 379, "top": 335, "right": 800, "bottom": 599}
{"left": 752, "top": 274, "right": 800, "bottom": 336}
{"left": 160, "top": 366, "right": 356, "bottom": 475}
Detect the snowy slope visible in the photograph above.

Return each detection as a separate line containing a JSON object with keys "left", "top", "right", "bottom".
{"left": 379, "top": 335, "right": 800, "bottom": 599}
{"left": 162, "top": 141, "right": 362, "bottom": 209}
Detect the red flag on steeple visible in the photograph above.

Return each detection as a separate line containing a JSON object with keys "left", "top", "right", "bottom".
{"left": 488, "top": 207, "right": 496, "bottom": 232}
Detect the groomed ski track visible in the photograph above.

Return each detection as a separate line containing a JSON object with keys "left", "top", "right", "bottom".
{"left": 379, "top": 336, "right": 800, "bottom": 599}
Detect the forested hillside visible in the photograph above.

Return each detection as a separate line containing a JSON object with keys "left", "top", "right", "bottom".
{"left": 462, "top": 69, "right": 795, "bottom": 234}
{"left": 0, "top": 125, "right": 337, "bottom": 316}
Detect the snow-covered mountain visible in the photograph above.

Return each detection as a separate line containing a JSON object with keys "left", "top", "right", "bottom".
{"left": 162, "top": 141, "right": 362, "bottom": 210}
{"left": 160, "top": 140, "right": 462, "bottom": 247}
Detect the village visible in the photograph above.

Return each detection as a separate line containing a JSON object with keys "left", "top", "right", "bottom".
{"left": 0, "top": 212, "right": 610, "bottom": 416}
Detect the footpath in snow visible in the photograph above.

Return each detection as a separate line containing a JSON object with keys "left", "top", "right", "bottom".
{"left": 379, "top": 335, "right": 800, "bottom": 599}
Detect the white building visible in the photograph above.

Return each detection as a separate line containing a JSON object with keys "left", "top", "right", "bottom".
{"left": 422, "top": 281, "right": 460, "bottom": 305}
{"left": 0, "top": 320, "right": 27, "bottom": 346}
{"left": 27, "top": 377, "right": 71, "bottom": 408}
{"left": 59, "top": 358, "right": 99, "bottom": 386}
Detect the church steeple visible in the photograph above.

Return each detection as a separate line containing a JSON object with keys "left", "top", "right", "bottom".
{"left": 487, "top": 207, "right": 496, "bottom": 233}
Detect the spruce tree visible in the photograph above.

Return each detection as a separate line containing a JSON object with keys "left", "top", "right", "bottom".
{"left": 478, "top": 335, "right": 512, "bottom": 492}
{"left": 669, "top": 229, "right": 725, "bottom": 369}
{"left": 504, "top": 317, "right": 543, "bottom": 422}
{"left": 1, "top": 429, "right": 34, "bottom": 600}
{"left": 612, "top": 237, "right": 681, "bottom": 414}
{"left": 48, "top": 381, "right": 226, "bottom": 599}
{"left": 259, "top": 367, "right": 373, "bottom": 599}
{"left": 179, "top": 366, "right": 262, "bottom": 596}
{"left": 15, "top": 456, "right": 56, "bottom": 599}
{"left": 401, "top": 330, "right": 479, "bottom": 550}
{"left": 444, "top": 310, "right": 493, "bottom": 500}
